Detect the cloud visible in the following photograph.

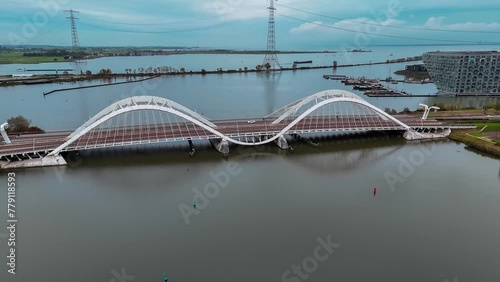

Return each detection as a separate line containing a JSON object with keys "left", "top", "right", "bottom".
{"left": 423, "top": 16, "right": 500, "bottom": 31}
{"left": 1, "top": 0, "right": 500, "bottom": 47}
{"left": 199, "top": 0, "right": 314, "bottom": 21}
{"left": 289, "top": 21, "right": 325, "bottom": 34}
{"left": 77, "top": 9, "right": 157, "bottom": 23}
{"left": 286, "top": 15, "right": 500, "bottom": 46}
{"left": 289, "top": 17, "right": 407, "bottom": 35}
{"left": 423, "top": 16, "right": 446, "bottom": 28}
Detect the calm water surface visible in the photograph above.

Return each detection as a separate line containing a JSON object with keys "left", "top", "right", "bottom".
{"left": 0, "top": 138, "right": 499, "bottom": 282}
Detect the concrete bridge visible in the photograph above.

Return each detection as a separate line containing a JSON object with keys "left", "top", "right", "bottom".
{"left": 0, "top": 89, "right": 475, "bottom": 169}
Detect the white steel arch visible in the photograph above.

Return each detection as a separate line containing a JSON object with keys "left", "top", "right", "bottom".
{"left": 48, "top": 90, "right": 412, "bottom": 156}
{"left": 272, "top": 90, "right": 376, "bottom": 124}
{"left": 66, "top": 96, "right": 216, "bottom": 140}
{"left": 266, "top": 90, "right": 366, "bottom": 120}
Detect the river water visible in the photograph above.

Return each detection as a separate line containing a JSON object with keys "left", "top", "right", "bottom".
{"left": 1, "top": 45, "right": 500, "bottom": 282}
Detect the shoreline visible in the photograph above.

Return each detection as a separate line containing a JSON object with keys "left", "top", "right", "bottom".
{"left": 448, "top": 130, "right": 500, "bottom": 158}
{"left": 0, "top": 50, "right": 340, "bottom": 65}
{"left": 0, "top": 56, "right": 422, "bottom": 87}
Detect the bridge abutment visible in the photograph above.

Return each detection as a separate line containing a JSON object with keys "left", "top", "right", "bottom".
{"left": 0, "top": 155, "right": 67, "bottom": 170}
{"left": 403, "top": 129, "right": 452, "bottom": 141}
{"left": 274, "top": 135, "right": 290, "bottom": 150}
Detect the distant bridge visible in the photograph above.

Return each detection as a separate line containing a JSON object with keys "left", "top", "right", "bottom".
{"left": 0, "top": 89, "right": 475, "bottom": 169}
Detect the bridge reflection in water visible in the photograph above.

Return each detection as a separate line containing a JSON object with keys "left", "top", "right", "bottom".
{"left": 0, "top": 89, "right": 474, "bottom": 169}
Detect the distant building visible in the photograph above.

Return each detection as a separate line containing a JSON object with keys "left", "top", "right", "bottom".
{"left": 11, "top": 74, "right": 33, "bottom": 78}
{"left": 405, "top": 64, "right": 427, "bottom": 72}
{"left": 422, "top": 51, "right": 500, "bottom": 95}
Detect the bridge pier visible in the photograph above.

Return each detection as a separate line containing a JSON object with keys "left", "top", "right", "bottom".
{"left": 188, "top": 139, "right": 195, "bottom": 156}
{"left": 210, "top": 138, "right": 230, "bottom": 157}
{"left": 274, "top": 135, "right": 291, "bottom": 150}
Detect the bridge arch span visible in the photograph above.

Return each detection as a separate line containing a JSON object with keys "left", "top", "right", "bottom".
{"left": 267, "top": 89, "right": 411, "bottom": 130}
{"left": 48, "top": 90, "right": 414, "bottom": 156}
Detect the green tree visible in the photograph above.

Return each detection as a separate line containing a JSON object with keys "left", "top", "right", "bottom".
{"left": 6, "top": 115, "right": 31, "bottom": 133}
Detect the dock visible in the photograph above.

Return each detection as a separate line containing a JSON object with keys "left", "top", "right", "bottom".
{"left": 323, "top": 74, "right": 347, "bottom": 80}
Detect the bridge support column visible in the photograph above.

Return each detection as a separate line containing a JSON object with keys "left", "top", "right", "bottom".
{"left": 188, "top": 139, "right": 195, "bottom": 156}
{"left": 274, "top": 135, "right": 290, "bottom": 150}
{"left": 210, "top": 138, "right": 230, "bottom": 157}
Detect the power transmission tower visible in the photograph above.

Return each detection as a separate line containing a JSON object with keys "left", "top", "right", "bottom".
{"left": 262, "top": 0, "right": 281, "bottom": 70}
{"left": 64, "top": 9, "right": 80, "bottom": 52}
{"left": 64, "top": 9, "right": 86, "bottom": 68}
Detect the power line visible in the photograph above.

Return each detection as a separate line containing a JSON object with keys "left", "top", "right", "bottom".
{"left": 85, "top": 8, "right": 256, "bottom": 26}
{"left": 278, "top": 4, "right": 500, "bottom": 34}
{"left": 278, "top": 13, "right": 500, "bottom": 44}
{"left": 78, "top": 20, "right": 238, "bottom": 34}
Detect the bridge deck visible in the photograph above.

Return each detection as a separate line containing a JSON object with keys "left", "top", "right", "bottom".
{"left": 0, "top": 115, "right": 466, "bottom": 158}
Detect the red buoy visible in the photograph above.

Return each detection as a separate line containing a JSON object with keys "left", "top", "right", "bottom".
{"left": 373, "top": 187, "right": 377, "bottom": 196}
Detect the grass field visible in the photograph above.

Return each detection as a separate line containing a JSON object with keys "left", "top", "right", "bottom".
{"left": 449, "top": 122, "right": 500, "bottom": 158}
{"left": 0, "top": 51, "right": 68, "bottom": 64}
{"left": 475, "top": 123, "right": 500, "bottom": 132}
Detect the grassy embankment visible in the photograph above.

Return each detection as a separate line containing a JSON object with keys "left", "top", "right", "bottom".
{"left": 0, "top": 51, "right": 68, "bottom": 64}
{"left": 449, "top": 122, "right": 500, "bottom": 158}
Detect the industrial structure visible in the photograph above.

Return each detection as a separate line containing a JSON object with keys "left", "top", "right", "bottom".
{"left": 64, "top": 9, "right": 80, "bottom": 52}
{"left": 262, "top": 0, "right": 281, "bottom": 70}
{"left": 422, "top": 51, "right": 500, "bottom": 95}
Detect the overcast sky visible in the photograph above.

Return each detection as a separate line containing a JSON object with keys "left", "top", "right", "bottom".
{"left": 1, "top": 0, "right": 500, "bottom": 49}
